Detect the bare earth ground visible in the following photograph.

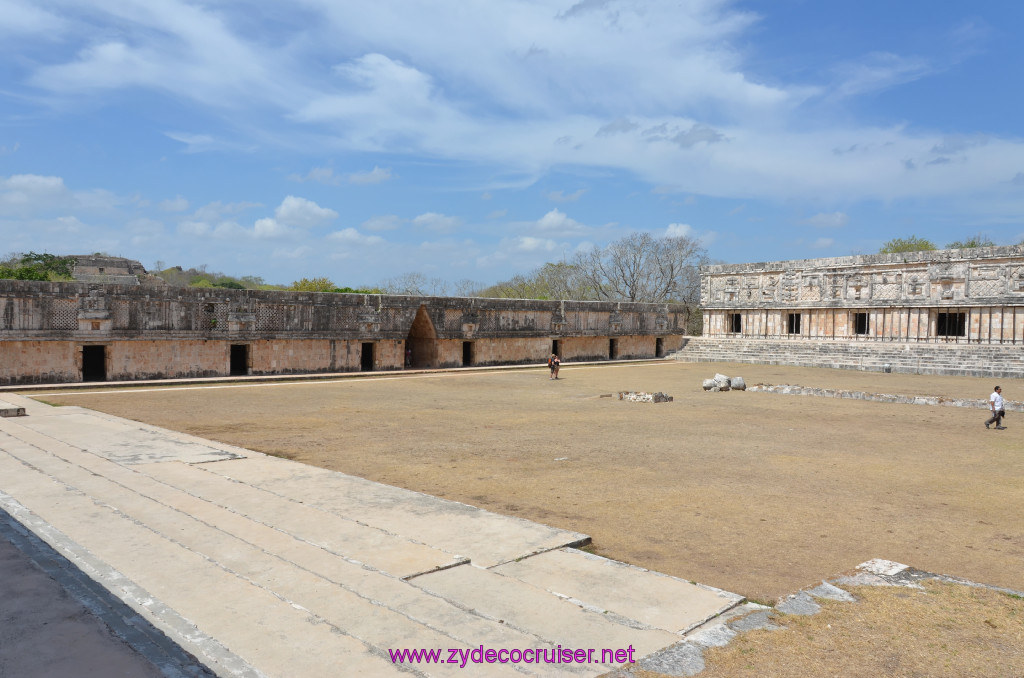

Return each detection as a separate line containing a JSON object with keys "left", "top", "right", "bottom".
{"left": 649, "top": 580, "right": 1024, "bottom": 678}
{"left": 36, "top": 361, "right": 1023, "bottom": 606}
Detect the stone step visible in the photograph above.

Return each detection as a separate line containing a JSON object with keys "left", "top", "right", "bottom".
{"left": 0, "top": 447, "right": 405, "bottom": 678}
{"left": 2, "top": 420, "right": 463, "bottom": 579}
{"left": 411, "top": 563, "right": 682, "bottom": 665}
{"left": 137, "top": 460, "right": 466, "bottom": 579}
{"left": 491, "top": 548, "right": 742, "bottom": 634}
{"left": 0, "top": 431, "right": 575, "bottom": 677}
{"left": 196, "top": 454, "right": 589, "bottom": 568}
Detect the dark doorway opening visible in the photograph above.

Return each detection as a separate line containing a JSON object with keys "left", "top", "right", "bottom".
{"left": 82, "top": 345, "right": 106, "bottom": 382}
{"left": 551, "top": 339, "right": 560, "bottom": 357}
{"left": 405, "top": 305, "right": 438, "bottom": 368}
{"left": 787, "top": 313, "right": 802, "bottom": 335}
{"left": 655, "top": 337, "right": 664, "bottom": 358}
{"left": 609, "top": 338, "right": 619, "bottom": 360}
{"left": 462, "top": 341, "right": 473, "bottom": 366}
{"left": 936, "top": 312, "right": 966, "bottom": 337}
{"left": 854, "top": 312, "right": 869, "bottom": 335}
{"left": 361, "top": 343, "right": 375, "bottom": 371}
{"left": 230, "top": 344, "right": 249, "bottom": 376}
{"left": 728, "top": 312, "right": 742, "bottom": 334}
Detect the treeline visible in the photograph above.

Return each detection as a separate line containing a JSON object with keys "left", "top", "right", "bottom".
{"left": 479, "top": 232, "right": 706, "bottom": 304}
{"left": 878, "top": 233, "right": 1004, "bottom": 253}
{"left": 0, "top": 252, "right": 77, "bottom": 281}
{"left": 153, "top": 262, "right": 279, "bottom": 290}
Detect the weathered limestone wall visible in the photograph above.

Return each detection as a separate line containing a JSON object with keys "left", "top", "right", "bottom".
{"left": 108, "top": 340, "right": 225, "bottom": 381}
{"left": 701, "top": 245, "right": 1024, "bottom": 344}
{"left": 458, "top": 338, "right": 553, "bottom": 367}
{"left": 0, "top": 280, "right": 685, "bottom": 384}
{"left": 703, "top": 307, "right": 1024, "bottom": 344}
{"left": 0, "top": 341, "right": 79, "bottom": 384}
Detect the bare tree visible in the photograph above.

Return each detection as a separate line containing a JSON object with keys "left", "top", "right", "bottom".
{"left": 573, "top": 233, "right": 705, "bottom": 303}
{"left": 380, "top": 272, "right": 449, "bottom": 296}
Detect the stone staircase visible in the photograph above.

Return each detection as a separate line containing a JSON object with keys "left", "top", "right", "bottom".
{"left": 671, "top": 337, "right": 1024, "bottom": 378}
{"left": 0, "top": 394, "right": 743, "bottom": 677}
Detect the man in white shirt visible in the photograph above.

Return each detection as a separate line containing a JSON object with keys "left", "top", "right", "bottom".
{"left": 986, "top": 386, "right": 1006, "bottom": 430}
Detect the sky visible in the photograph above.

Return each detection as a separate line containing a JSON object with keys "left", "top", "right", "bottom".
{"left": 2, "top": 0, "right": 1024, "bottom": 288}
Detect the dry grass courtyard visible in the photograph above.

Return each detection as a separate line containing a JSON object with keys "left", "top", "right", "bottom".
{"left": 36, "top": 361, "right": 1024, "bottom": 606}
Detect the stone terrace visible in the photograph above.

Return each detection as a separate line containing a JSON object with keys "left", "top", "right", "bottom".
{"left": 672, "top": 336, "right": 1024, "bottom": 378}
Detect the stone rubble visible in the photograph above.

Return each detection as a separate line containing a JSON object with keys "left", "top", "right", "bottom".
{"left": 701, "top": 374, "right": 747, "bottom": 392}
{"left": 746, "top": 383, "right": 1022, "bottom": 412}
{"left": 618, "top": 391, "right": 674, "bottom": 403}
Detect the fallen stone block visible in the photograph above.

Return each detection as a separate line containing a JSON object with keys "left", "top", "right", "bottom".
{"left": 731, "top": 376, "right": 746, "bottom": 391}
{"left": 0, "top": 407, "right": 26, "bottom": 417}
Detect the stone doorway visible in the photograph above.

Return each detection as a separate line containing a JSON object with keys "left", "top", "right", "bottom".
{"left": 609, "top": 338, "right": 619, "bottom": 360}
{"left": 230, "top": 344, "right": 249, "bottom": 376}
{"left": 361, "top": 343, "right": 375, "bottom": 371}
{"left": 82, "top": 345, "right": 107, "bottom": 382}
{"left": 406, "top": 305, "right": 438, "bottom": 368}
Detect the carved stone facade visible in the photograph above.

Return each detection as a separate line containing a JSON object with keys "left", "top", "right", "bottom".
{"left": 0, "top": 281, "right": 687, "bottom": 384}
{"left": 701, "top": 246, "right": 1024, "bottom": 344}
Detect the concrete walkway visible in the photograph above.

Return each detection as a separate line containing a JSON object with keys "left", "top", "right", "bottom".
{"left": 0, "top": 393, "right": 743, "bottom": 677}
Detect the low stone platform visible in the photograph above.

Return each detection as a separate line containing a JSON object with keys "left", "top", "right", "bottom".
{"left": 0, "top": 393, "right": 742, "bottom": 677}
{"left": 673, "top": 336, "right": 1024, "bottom": 378}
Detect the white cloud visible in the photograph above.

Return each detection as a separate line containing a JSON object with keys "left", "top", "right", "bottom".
{"left": 290, "top": 166, "right": 342, "bottom": 185}
{"left": 533, "top": 209, "right": 589, "bottom": 236}
{"left": 361, "top": 215, "right": 403, "bottom": 232}
{"left": 191, "top": 201, "right": 259, "bottom": 223}
{"left": 830, "top": 52, "right": 930, "bottom": 100}
{"left": 273, "top": 245, "right": 314, "bottom": 259}
{"left": 546, "top": 189, "right": 586, "bottom": 203}
{"left": 327, "top": 228, "right": 385, "bottom": 245}
{"left": 159, "top": 196, "right": 189, "bottom": 212}
{"left": 505, "top": 236, "right": 558, "bottom": 253}
{"left": 803, "top": 212, "right": 850, "bottom": 229}
{"left": 253, "top": 217, "right": 290, "bottom": 238}
{"left": 665, "top": 223, "right": 694, "bottom": 238}
{"left": 13, "top": 0, "right": 1024, "bottom": 218}
{"left": 290, "top": 165, "right": 394, "bottom": 186}
{"left": 0, "top": 0, "right": 66, "bottom": 36}
{"left": 811, "top": 237, "right": 836, "bottom": 249}
{"left": 412, "top": 212, "right": 462, "bottom": 232}
{"left": 0, "top": 174, "right": 66, "bottom": 211}
{"left": 347, "top": 166, "right": 393, "bottom": 185}
{"left": 178, "top": 220, "right": 211, "bottom": 236}
{"left": 274, "top": 196, "right": 337, "bottom": 228}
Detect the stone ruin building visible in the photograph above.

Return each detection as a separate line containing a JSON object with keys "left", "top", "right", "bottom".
{"left": 70, "top": 255, "right": 148, "bottom": 286}
{"left": 0, "top": 280, "right": 688, "bottom": 385}
{"left": 677, "top": 245, "right": 1024, "bottom": 378}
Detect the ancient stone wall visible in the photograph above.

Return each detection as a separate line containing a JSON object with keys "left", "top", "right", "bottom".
{"left": 0, "top": 281, "right": 685, "bottom": 384}
{"left": 700, "top": 246, "right": 1024, "bottom": 344}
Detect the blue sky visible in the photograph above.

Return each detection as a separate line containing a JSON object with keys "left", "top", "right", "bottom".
{"left": 2, "top": 0, "right": 1024, "bottom": 288}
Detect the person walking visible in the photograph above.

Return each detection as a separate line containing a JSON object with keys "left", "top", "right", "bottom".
{"left": 548, "top": 353, "right": 561, "bottom": 380}
{"left": 986, "top": 385, "right": 1006, "bottom": 430}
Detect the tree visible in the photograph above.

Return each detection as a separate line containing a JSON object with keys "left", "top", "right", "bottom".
{"left": 0, "top": 252, "right": 77, "bottom": 281}
{"left": 946, "top": 234, "right": 996, "bottom": 249}
{"left": 878, "top": 236, "right": 936, "bottom": 253}
{"left": 380, "top": 272, "right": 449, "bottom": 296}
{"left": 289, "top": 277, "right": 336, "bottom": 292}
{"left": 572, "top": 232, "right": 706, "bottom": 303}
{"left": 478, "top": 262, "right": 594, "bottom": 300}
